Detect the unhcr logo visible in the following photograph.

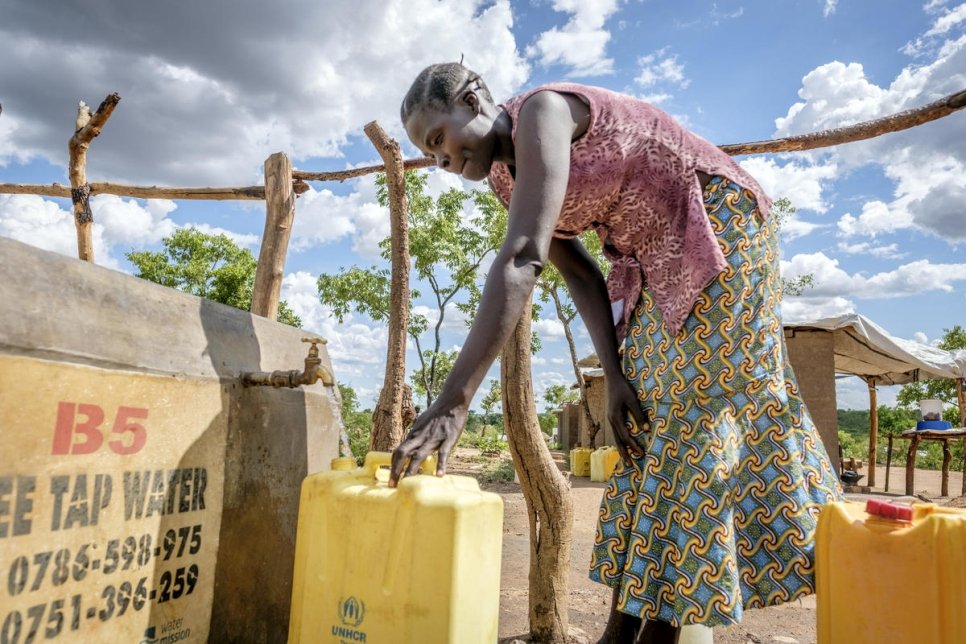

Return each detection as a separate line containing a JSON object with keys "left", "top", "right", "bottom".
{"left": 339, "top": 596, "right": 365, "bottom": 627}
{"left": 332, "top": 596, "right": 367, "bottom": 641}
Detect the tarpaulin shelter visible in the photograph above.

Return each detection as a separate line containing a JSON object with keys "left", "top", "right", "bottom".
{"left": 784, "top": 314, "right": 966, "bottom": 486}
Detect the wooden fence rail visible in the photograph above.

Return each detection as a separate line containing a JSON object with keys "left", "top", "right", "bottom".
{"left": 0, "top": 87, "right": 963, "bottom": 319}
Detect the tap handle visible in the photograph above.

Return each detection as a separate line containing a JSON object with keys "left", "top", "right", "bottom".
{"left": 301, "top": 337, "right": 326, "bottom": 359}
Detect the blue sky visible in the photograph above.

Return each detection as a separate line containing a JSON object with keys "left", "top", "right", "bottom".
{"left": 1, "top": 0, "right": 964, "bottom": 410}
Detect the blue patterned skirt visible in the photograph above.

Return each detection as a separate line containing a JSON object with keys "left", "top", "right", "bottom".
{"left": 588, "top": 177, "right": 843, "bottom": 627}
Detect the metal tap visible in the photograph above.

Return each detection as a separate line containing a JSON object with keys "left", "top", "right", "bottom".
{"left": 242, "top": 337, "right": 335, "bottom": 388}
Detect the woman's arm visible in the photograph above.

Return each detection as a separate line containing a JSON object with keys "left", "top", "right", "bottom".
{"left": 389, "top": 90, "right": 582, "bottom": 485}
{"left": 547, "top": 237, "right": 648, "bottom": 462}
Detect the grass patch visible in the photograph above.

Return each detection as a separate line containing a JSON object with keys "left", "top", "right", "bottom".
{"left": 479, "top": 457, "right": 516, "bottom": 485}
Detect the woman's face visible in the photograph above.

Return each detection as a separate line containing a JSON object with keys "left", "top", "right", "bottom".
{"left": 404, "top": 92, "right": 496, "bottom": 181}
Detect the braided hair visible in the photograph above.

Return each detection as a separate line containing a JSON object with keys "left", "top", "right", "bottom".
{"left": 400, "top": 63, "right": 494, "bottom": 124}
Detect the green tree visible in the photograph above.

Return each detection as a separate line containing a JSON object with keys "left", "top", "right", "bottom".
{"left": 772, "top": 197, "right": 814, "bottom": 297}
{"left": 318, "top": 172, "right": 506, "bottom": 408}
{"left": 543, "top": 383, "right": 580, "bottom": 411}
{"left": 337, "top": 384, "right": 374, "bottom": 464}
{"left": 479, "top": 378, "right": 502, "bottom": 437}
{"left": 895, "top": 326, "right": 966, "bottom": 419}
{"left": 411, "top": 349, "right": 458, "bottom": 405}
{"left": 127, "top": 227, "right": 302, "bottom": 327}
{"left": 541, "top": 384, "right": 578, "bottom": 440}
{"left": 534, "top": 230, "right": 608, "bottom": 446}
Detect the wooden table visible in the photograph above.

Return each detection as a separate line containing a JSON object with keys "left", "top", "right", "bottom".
{"left": 883, "top": 429, "right": 966, "bottom": 496}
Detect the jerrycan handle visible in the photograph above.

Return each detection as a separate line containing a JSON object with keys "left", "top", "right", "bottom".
{"left": 363, "top": 451, "right": 436, "bottom": 479}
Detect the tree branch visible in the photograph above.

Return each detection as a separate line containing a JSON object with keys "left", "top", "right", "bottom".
{"left": 69, "top": 93, "right": 121, "bottom": 261}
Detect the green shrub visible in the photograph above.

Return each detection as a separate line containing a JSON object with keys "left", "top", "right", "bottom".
{"left": 458, "top": 429, "right": 482, "bottom": 449}
{"left": 345, "top": 411, "right": 372, "bottom": 465}
{"left": 480, "top": 457, "right": 515, "bottom": 484}
{"left": 477, "top": 434, "right": 508, "bottom": 455}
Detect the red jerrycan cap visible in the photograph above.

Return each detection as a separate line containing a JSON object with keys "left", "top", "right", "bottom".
{"left": 866, "top": 498, "right": 914, "bottom": 522}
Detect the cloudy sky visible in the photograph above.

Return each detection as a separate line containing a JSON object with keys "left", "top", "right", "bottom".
{"left": 1, "top": 0, "right": 964, "bottom": 410}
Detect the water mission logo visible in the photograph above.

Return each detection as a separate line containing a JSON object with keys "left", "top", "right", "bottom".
{"left": 339, "top": 596, "right": 365, "bottom": 628}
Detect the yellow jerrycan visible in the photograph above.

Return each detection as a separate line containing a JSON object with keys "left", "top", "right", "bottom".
{"left": 590, "top": 446, "right": 621, "bottom": 482}
{"left": 288, "top": 452, "right": 503, "bottom": 644}
{"left": 570, "top": 447, "right": 592, "bottom": 477}
{"left": 816, "top": 499, "right": 966, "bottom": 644}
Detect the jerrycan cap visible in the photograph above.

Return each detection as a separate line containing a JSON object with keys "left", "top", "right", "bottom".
{"left": 866, "top": 498, "right": 913, "bottom": 523}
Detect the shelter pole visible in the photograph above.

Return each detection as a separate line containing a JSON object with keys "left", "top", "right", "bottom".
{"left": 867, "top": 377, "right": 878, "bottom": 488}
{"left": 251, "top": 152, "right": 295, "bottom": 320}
{"left": 959, "top": 378, "right": 966, "bottom": 497}
{"left": 959, "top": 377, "right": 966, "bottom": 429}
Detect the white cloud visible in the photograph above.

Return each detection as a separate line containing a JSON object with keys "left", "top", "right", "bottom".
{"left": 739, "top": 156, "right": 839, "bottom": 213}
{"left": 92, "top": 195, "right": 177, "bottom": 249}
{"left": 781, "top": 295, "right": 855, "bottom": 322}
{"left": 281, "top": 270, "right": 390, "bottom": 401}
{"left": 836, "top": 376, "right": 901, "bottom": 409}
{"left": 836, "top": 200, "right": 914, "bottom": 238}
{"left": 0, "top": 112, "right": 32, "bottom": 167}
{"left": 527, "top": 0, "right": 619, "bottom": 77}
{"left": 823, "top": 0, "right": 838, "bottom": 18}
{"left": 782, "top": 252, "right": 966, "bottom": 299}
{"left": 773, "top": 18, "right": 966, "bottom": 241}
{"left": 0, "top": 195, "right": 95, "bottom": 261}
{"left": 186, "top": 223, "right": 260, "bottom": 249}
{"left": 637, "top": 92, "right": 673, "bottom": 105}
{"left": 926, "top": 2, "right": 966, "bottom": 36}
{"left": 292, "top": 184, "right": 374, "bottom": 254}
{"left": 412, "top": 303, "right": 469, "bottom": 334}
{"left": 835, "top": 240, "right": 906, "bottom": 260}
{"left": 0, "top": 193, "right": 182, "bottom": 270}
{"left": 634, "top": 48, "right": 689, "bottom": 89}
{"left": 533, "top": 317, "right": 566, "bottom": 338}
{"left": 0, "top": 0, "right": 529, "bottom": 185}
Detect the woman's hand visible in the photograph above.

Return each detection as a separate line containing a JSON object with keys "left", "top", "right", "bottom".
{"left": 389, "top": 402, "right": 468, "bottom": 487}
{"left": 606, "top": 375, "right": 649, "bottom": 464}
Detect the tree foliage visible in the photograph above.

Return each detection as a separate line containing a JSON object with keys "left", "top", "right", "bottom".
{"left": 772, "top": 197, "right": 814, "bottom": 297}
{"left": 479, "top": 378, "right": 502, "bottom": 436}
{"left": 543, "top": 383, "right": 580, "bottom": 411}
{"left": 127, "top": 227, "right": 302, "bottom": 327}
{"left": 895, "top": 325, "right": 965, "bottom": 412}
{"left": 318, "top": 171, "right": 507, "bottom": 407}
{"left": 534, "top": 230, "right": 608, "bottom": 445}
{"left": 338, "top": 383, "right": 374, "bottom": 464}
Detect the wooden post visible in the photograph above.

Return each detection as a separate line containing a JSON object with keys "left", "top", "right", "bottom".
{"left": 884, "top": 434, "right": 893, "bottom": 492}
{"left": 363, "top": 121, "right": 410, "bottom": 452}
{"left": 68, "top": 94, "right": 120, "bottom": 262}
{"left": 501, "top": 295, "right": 573, "bottom": 642}
{"left": 941, "top": 439, "right": 952, "bottom": 497}
{"left": 867, "top": 377, "right": 878, "bottom": 488}
{"left": 906, "top": 433, "right": 920, "bottom": 495}
{"left": 958, "top": 377, "right": 966, "bottom": 430}
{"left": 962, "top": 437, "right": 966, "bottom": 497}
{"left": 958, "top": 378, "right": 966, "bottom": 496}
{"left": 251, "top": 152, "right": 296, "bottom": 319}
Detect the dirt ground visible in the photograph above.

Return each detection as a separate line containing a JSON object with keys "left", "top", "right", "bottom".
{"left": 446, "top": 446, "right": 964, "bottom": 644}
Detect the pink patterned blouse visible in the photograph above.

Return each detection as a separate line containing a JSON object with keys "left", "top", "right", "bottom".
{"left": 487, "top": 83, "right": 772, "bottom": 339}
